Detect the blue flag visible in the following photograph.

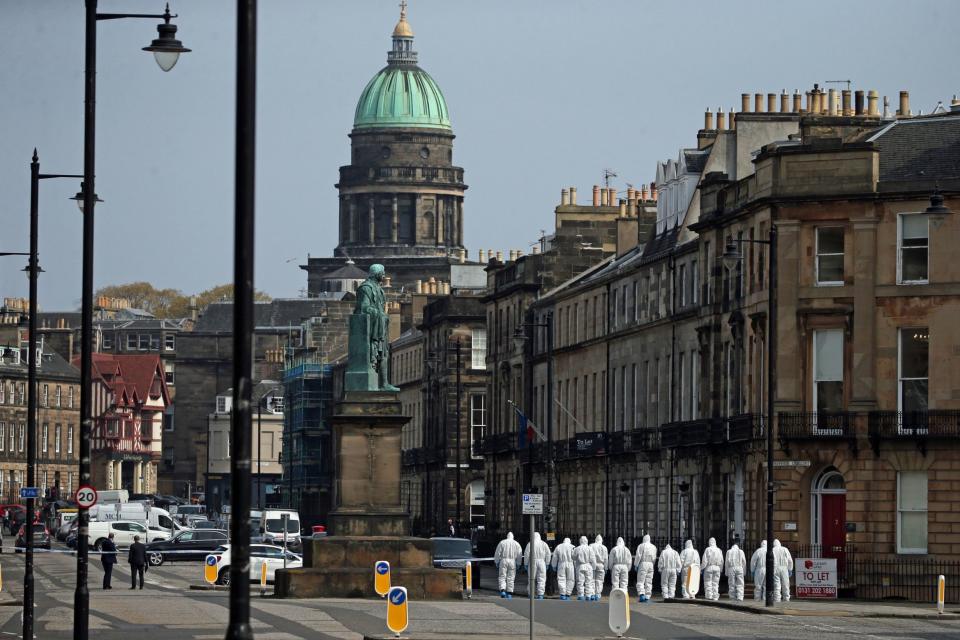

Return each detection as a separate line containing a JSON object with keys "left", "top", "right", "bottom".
{"left": 513, "top": 405, "right": 535, "bottom": 449}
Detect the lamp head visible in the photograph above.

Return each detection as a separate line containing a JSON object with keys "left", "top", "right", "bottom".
{"left": 142, "top": 4, "right": 191, "bottom": 72}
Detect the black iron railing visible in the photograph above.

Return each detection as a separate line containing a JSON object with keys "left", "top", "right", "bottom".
{"left": 778, "top": 411, "right": 855, "bottom": 438}
{"left": 728, "top": 413, "right": 761, "bottom": 442}
{"left": 660, "top": 419, "right": 710, "bottom": 448}
{"left": 869, "top": 411, "right": 960, "bottom": 438}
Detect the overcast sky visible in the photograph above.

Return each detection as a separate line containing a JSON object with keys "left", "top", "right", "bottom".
{"left": 2, "top": 0, "right": 956, "bottom": 310}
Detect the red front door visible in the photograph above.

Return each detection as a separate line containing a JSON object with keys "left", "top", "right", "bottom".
{"left": 820, "top": 494, "right": 846, "bottom": 574}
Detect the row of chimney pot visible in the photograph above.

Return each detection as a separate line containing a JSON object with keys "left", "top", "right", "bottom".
{"left": 414, "top": 277, "right": 451, "bottom": 295}
{"left": 559, "top": 183, "right": 658, "bottom": 208}
{"left": 703, "top": 88, "right": 919, "bottom": 130}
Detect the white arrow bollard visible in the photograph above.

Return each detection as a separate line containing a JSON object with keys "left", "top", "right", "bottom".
{"left": 608, "top": 587, "right": 630, "bottom": 638}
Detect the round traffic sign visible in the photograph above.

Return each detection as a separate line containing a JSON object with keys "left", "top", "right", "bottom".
{"left": 389, "top": 588, "right": 406, "bottom": 605}
{"left": 206, "top": 555, "right": 218, "bottom": 567}
{"left": 74, "top": 485, "right": 98, "bottom": 509}
{"left": 376, "top": 562, "right": 389, "bottom": 575}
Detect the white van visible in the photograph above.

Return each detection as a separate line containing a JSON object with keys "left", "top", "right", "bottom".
{"left": 88, "top": 520, "right": 157, "bottom": 550}
{"left": 89, "top": 503, "right": 182, "bottom": 538}
{"left": 259, "top": 509, "right": 300, "bottom": 546}
{"left": 97, "top": 489, "right": 129, "bottom": 505}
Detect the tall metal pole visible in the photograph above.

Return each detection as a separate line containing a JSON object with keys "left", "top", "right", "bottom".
{"left": 765, "top": 225, "right": 778, "bottom": 607}
{"left": 545, "top": 312, "right": 553, "bottom": 535}
{"left": 226, "top": 0, "right": 256, "bottom": 637}
{"left": 75, "top": 2, "right": 98, "bottom": 636}
{"left": 24, "top": 150, "right": 40, "bottom": 640}
{"left": 257, "top": 400, "right": 262, "bottom": 511}
{"left": 455, "top": 338, "right": 462, "bottom": 529}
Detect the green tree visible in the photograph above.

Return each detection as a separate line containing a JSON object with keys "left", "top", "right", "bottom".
{"left": 95, "top": 282, "right": 272, "bottom": 318}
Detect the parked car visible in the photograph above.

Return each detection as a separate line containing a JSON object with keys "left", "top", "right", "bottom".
{"left": 88, "top": 520, "right": 163, "bottom": 550}
{"left": 430, "top": 536, "right": 477, "bottom": 589}
{"left": 15, "top": 523, "right": 51, "bottom": 551}
{"left": 145, "top": 529, "right": 228, "bottom": 566}
{"left": 190, "top": 520, "right": 220, "bottom": 530}
{"left": 211, "top": 543, "right": 302, "bottom": 586}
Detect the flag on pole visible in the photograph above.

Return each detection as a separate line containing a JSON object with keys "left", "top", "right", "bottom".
{"left": 513, "top": 405, "right": 537, "bottom": 449}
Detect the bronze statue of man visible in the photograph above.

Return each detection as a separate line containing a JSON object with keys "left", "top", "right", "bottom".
{"left": 351, "top": 264, "right": 398, "bottom": 392}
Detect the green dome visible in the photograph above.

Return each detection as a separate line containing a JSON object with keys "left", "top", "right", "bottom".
{"left": 353, "top": 65, "right": 451, "bottom": 131}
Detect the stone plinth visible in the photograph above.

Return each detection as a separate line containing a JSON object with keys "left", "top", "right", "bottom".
{"left": 276, "top": 536, "right": 462, "bottom": 600}
{"left": 328, "top": 391, "right": 410, "bottom": 536}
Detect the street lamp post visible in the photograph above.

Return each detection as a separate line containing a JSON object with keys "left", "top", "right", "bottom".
{"left": 227, "top": 0, "right": 257, "bottom": 638}
{"left": 722, "top": 225, "right": 777, "bottom": 607}
{"left": 513, "top": 312, "right": 554, "bottom": 534}
{"left": 74, "top": 4, "right": 189, "bottom": 638}
{"left": 0, "top": 151, "right": 84, "bottom": 640}
{"left": 454, "top": 337, "right": 462, "bottom": 530}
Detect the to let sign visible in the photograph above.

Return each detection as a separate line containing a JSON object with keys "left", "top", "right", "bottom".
{"left": 795, "top": 558, "right": 837, "bottom": 598}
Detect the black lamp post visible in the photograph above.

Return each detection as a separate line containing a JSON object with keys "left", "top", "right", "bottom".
{"left": 228, "top": 0, "right": 256, "bottom": 638}
{"left": 513, "top": 311, "right": 554, "bottom": 534}
{"left": 722, "top": 224, "right": 777, "bottom": 607}
{"left": 74, "top": 4, "right": 188, "bottom": 638}
{"left": 5, "top": 152, "right": 85, "bottom": 640}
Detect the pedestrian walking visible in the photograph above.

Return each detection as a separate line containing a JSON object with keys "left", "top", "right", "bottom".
{"left": 447, "top": 518, "right": 457, "bottom": 537}
{"left": 772, "top": 539, "right": 793, "bottom": 602}
{"left": 608, "top": 537, "right": 632, "bottom": 592}
{"left": 751, "top": 540, "right": 767, "bottom": 601}
{"left": 101, "top": 532, "right": 118, "bottom": 589}
{"left": 551, "top": 537, "right": 575, "bottom": 600}
{"left": 679, "top": 540, "right": 701, "bottom": 599}
{"left": 573, "top": 536, "right": 596, "bottom": 601}
{"left": 494, "top": 531, "right": 522, "bottom": 599}
{"left": 523, "top": 531, "right": 551, "bottom": 599}
{"left": 657, "top": 543, "right": 681, "bottom": 599}
{"left": 589, "top": 535, "right": 608, "bottom": 599}
{"left": 128, "top": 535, "right": 147, "bottom": 589}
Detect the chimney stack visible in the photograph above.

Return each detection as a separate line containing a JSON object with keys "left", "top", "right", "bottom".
{"left": 793, "top": 90, "right": 802, "bottom": 113}
{"left": 561, "top": 188, "right": 569, "bottom": 205}
{"left": 496, "top": 250, "right": 503, "bottom": 262}
{"left": 883, "top": 96, "right": 891, "bottom": 120}
{"left": 729, "top": 109, "right": 736, "bottom": 130}
{"left": 755, "top": 93, "right": 764, "bottom": 113}
{"left": 780, "top": 91, "right": 789, "bottom": 113}
{"left": 459, "top": 248, "right": 466, "bottom": 263}
{"left": 767, "top": 93, "right": 776, "bottom": 113}
{"left": 827, "top": 89, "right": 837, "bottom": 115}
{"left": 704, "top": 108, "right": 714, "bottom": 130}
{"left": 640, "top": 185, "right": 648, "bottom": 200}
{"left": 717, "top": 107, "right": 726, "bottom": 130}
{"left": 898, "top": 90, "right": 910, "bottom": 117}
{"left": 619, "top": 201, "right": 627, "bottom": 216}
{"left": 532, "top": 245, "right": 541, "bottom": 255}
{"left": 478, "top": 249, "right": 486, "bottom": 263}
{"left": 854, "top": 90, "right": 865, "bottom": 115}
{"left": 415, "top": 279, "right": 423, "bottom": 293}
{"left": 592, "top": 185, "right": 601, "bottom": 206}
{"left": 741, "top": 93, "right": 751, "bottom": 113}
{"left": 570, "top": 186, "right": 577, "bottom": 205}
{"left": 650, "top": 182, "right": 658, "bottom": 201}
{"left": 867, "top": 90, "right": 879, "bottom": 116}
{"left": 841, "top": 89, "right": 852, "bottom": 116}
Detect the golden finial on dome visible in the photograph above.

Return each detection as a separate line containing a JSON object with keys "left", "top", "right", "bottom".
{"left": 393, "top": 0, "right": 414, "bottom": 38}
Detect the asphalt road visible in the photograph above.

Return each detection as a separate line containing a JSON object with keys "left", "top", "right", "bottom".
{"left": 0, "top": 546, "right": 957, "bottom": 639}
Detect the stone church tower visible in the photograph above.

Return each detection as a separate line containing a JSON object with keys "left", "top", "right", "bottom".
{"left": 305, "top": 4, "right": 468, "bottom": 294}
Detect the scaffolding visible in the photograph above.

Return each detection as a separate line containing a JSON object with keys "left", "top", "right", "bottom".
{"left": 282, "top": 357, "right": 334, "bottom": 524}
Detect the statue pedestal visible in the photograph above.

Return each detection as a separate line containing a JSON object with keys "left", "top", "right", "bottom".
{"left": 327, "top": 391, "right": 410, "bottom": 536}
{"left": 275, "top": 391, "right": 462, "bottom": 599}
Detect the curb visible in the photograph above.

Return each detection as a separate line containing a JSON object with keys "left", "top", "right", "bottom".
{"left": 667, "top": 597, "right": 960, "bottom": 619}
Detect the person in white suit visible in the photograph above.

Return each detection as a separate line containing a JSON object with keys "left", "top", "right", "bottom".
{"left": 573, "top": 536, "right": 597, "bottom": 601}
{"left": 751, "top": 540, "right": 767, "bottom": 601}
{"left": 608, "top": 537, "right": 632, "bottom": 592}
{"left": 700, "top": 537, "right": 724, "bottom": 601}
{"left": 633, "top": 534, "right": 658, "bottom": 602}
{"left": 589, "top": 535, "right": 608, "bottom": 600}
{"left": 494, "top": 532, "right": 523, "bottom": 598}
{"left": 657, "top": 543, "right": 682, "bottom": 600}
{"left": 725, "top": 541, "right": 747, "bottom": 601}
{"left": 679, "top": 540, "right": 701, "bottom": 599}
{"left": 551, "top": 537, "right": 575, "bottom": 600}
{"left": 772, "top": 539, "right": 794, "bottom": 602}
{"left": 523, "top": 532, "right": 551, "bottom": 599}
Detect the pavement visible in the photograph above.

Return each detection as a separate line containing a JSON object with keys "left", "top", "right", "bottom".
{"left": 666, "top": 595, "right": 960, "bottom": 619}
{"left": 0, "top": 546, "right": 957, "bottom": 638}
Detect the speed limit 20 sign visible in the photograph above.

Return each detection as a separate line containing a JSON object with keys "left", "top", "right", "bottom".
{"left": 74, "top": 485, "right": 98, "bottom": 508}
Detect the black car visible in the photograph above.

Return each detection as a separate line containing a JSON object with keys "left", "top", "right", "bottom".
{"left": 145, "top": 529, "right": 228, "bottom": 566}
{"left": 15, "top": 523, "right": 51, "bottom": 552}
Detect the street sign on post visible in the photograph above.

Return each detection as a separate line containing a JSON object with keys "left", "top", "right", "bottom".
{"left": 74, "top": 485, "right": 98, "bottom": 509}
{"left": 521, "top": 494, "right": 543, "bottom": 515}
{"left": 608, "top": 587, "right": 630, "bottom": 637}
{"left": 204, "top": 554, "right": 219, "bottom": 586}
{"left": 386, "top": 586, "right": 408, "bottom": 636}
{"left": 19, "top": 487, "right": 40, "bottom": 500}
{"left": 374, "top": 560, "right": 391, "bottom": 597}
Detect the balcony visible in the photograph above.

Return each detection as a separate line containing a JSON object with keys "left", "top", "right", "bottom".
{"left": 338, "top": 165, "right": 465, "bottom": 187}
{"left": 478, "top": 432, "right": 517, "bottom": 455}
{"left": 609, "top": 428, "right": 661, "bottom": 455}
{"left": 778, "top": 412, "right": 855, "bottom": 439}
{"left": 727, "top": 413, "right": 763, "bottom": 443}
{"left": 869, "top": 411, "right": 960, "bottom": 454}
{"left": 660, "top": 419, "right": 710, "bottom": 448}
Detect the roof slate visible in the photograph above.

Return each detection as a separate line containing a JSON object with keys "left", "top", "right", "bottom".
{"left": 873, "top": 115, "right": 960, "bottom": 183}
